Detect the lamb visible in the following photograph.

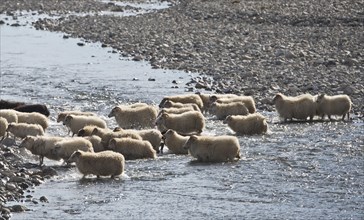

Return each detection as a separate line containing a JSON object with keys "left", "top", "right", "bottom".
{"left": 57, "top": 111, "right": 96, "bottom": 123}
{"left": 0, "top": 117, "right": 8, "bottom": 141}
{"left": 223, "top": 113, "right": 268, "bottom": 135}
{"left": 198, "top": 93, "right": 238, "bottom": 112}
{"left": 162, "top": 129, "right": 189, "bottom": 154}
{"left": 19, "top": 136, "right": 65, "bottom": 166}
{"left": 14, "top": 104, "right": 50, "bottom": 117}
{"left": 155, "top": 111, "right": 205, "bottom": 135}
{"left": 160, "top": 100, "right": 200, "bottom": 111}
{"left": 209, "top": 102, "right": 249, "bottom": 120}
{"left": 183, "top": 135, "right": 241, "bottom": 162}
{"left": 108, "top": 137, "right": 157, "bottom": 160}
{"left": 210, "top": 95, "right": 256, "bottom": 114}
{"left": 63, "top": 115, "right": 107, "bottom": 136}
{"left": 108, "top": 105, "right": 158, "bottom": 129}
{"left": 114, "top": 127, "right": 162, "bottom": 153}
{"left": 6, "top": 123, "right": 45, "bottom": 140}
{"left": 273, "top": 93, "right": 317, "bottom": 122}
{"left": 84, "top": 135, "right": 105, "bottom": 152}
{"left": 0, "top": 109, "right": 18, "bottom": 123}
{"left": 52, "top": 137, "right": 94, "bottom": 162}
{"left": 15, "top": 111, "right": 49, "bottom": 130}
{"left": 67, "top": 150, "right": 125, "bottom": 179}
{"left": 92, "top": 127, "right": 142, "bottom": 148}
{"left": 159, "top": 94, "right": 204, "bottom": 111}
{"left": 316, "top": 94, "right": 352, "bottom": 120}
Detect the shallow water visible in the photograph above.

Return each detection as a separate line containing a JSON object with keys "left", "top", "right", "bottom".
{"left": 1, "top": 12, "right": 364, "bottom": 220}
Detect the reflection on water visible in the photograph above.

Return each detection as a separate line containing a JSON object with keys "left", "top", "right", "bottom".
{"left": 1, "top": 11, "right": 363, "bottom": 220}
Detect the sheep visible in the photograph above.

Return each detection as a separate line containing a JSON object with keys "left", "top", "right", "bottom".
{"left": 273, "top": 93, "right": 317, "bottom": 122}
{"left": 0, "top": 100, "right": 25, "bottom": 109}
{"left": 158, "top": 106, "right": 198, "bottom": 116}
{"left": 198, "top": 93, "right": 238, "bottom": 113}
{"left": 92, "top": 127, "right": 142, "bottom": 148}
{"left": 183, "top": 135, "right": 241, "bottom": 162}
{"left": 0, "top": 117, "right": 8, "bottom": 141}
{"left": 52, "top": 137, "right": 94, "bottom": 162}
{"left": 316, "top": 94, "right": 352, "bottom": 120}
{"left": 63, "top": 115, "right": 107, "bottom": 136}
{"left": 6, "top": 123, "right": 44, "bottom": 140}
{"left": 56, "top": 111, "right": 97, "bottom": 123}
{"left": 162, "top": 129, "right": 189, "bottom": 154}
{"left": 210, "top": 95, "right": 256, "bottom": 113}
{"left": 155, "top": 111, "right": 205, "bottom": 135}
{"left": 108, "top": 105, "right": 158, "bottom": 129}
{"left": 15, "top": 111, "right": 49, "bottom": 130}
{"left": 209, "top": 102, "right": 249, "bottom": 120}
{"left": 160, "top": 100, "right": 200, "bottom": 111}
{"left": 0, "top": 109, "right": 18, "bottom": 123}
{"left": 14, "top": 104, "right": 50, "bottom": 117}
{"left": 77, "top": 125, "right": 111, "bottom": 137}
{"left": 108, "top": 137, "right": 157, "bottom": 160}
{"left": 84, "top": 135, "right": 104, "bottom": 152}
{"left": 67, "top": 150, "right": 125, "bottom": 179}
{"left": 223, "top": 113, "right": 268, "bottom": 135}
{"left": 114, "top": 127, "right": 162, "bottom": 153}
{"left": 159, "top": 94, "right": 204, "bottom": 111}
{"left": 19, "top": 136, "right": 65, "bottom": 166}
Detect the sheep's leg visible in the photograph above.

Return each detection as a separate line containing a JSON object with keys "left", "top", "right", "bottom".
{"left": 342, "top": 114, "right": 345, "bottom": 121}
{"left": 347, "top": 112, "right": 350, "bottom": 120}
{"left": 309, "top": 115, "right": 314, "bottom": 121}
{"left": 328, "top": 115, "right": 332, "bottom": 121}
{"left": 110, "top": 175, "right": 115, "bottom": 179}
{"left": 97, "top": 175, "right": 100, "bottom": 179}
{"left": 159, "top": 142, "right": 164, "bottom": 154}
{"left": 39, "top": 156, "right": 44, "bottom": 166}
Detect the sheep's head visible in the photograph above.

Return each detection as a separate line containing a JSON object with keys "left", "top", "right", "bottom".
{"left": 67, "top": 150, "right": 82, "bottom": 163}
{"left": 56, "top": 113, "right": 65, "bottom": 123}
{"left": 6, "top": 123, "right": 15, "bottom": 131}
{"left": 63, "top": 115, "right": 74, "bottom": 125}
{"left": 19, "top": 136, "right": 35, "bottom": 149}
{"left": 159, "top": 98, "right": 168, "bottom": 108}
{"left": 223, "top": 115, "right": 233, "bottom": 124}
{"left": 183, "top": 135, "right": 198, "bottom": 149}
{"left": 163, "top": 100, "right": 173, "bottom": 108}
{"left": 108, "top": 138, "right": 117, "bottom": 150}
{"left": 316, "top": 94, "right": 326, "bottom": 103}
{"left": 272, "top": 93, "right": 284, "bottom": 104}
{"left": 108, "top": 107, "right": 120, "bottom": 118}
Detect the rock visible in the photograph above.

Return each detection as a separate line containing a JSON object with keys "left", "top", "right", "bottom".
{"left": 77, "top": 42, "right": 85, "bottom": 46}
{"left": 40, "top": 196, "right": 49, "bottom": 203}
{"left": 10, "top": 205, "right": 29, "bottom": 212}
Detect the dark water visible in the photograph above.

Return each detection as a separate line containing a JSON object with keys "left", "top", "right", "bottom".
{"left": 1, "top": 12, "right": 363, "bottom": 220}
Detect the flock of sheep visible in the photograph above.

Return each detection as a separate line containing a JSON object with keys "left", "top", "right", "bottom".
{"left": 0, "top": 92, "right": 352, "bottom": 179}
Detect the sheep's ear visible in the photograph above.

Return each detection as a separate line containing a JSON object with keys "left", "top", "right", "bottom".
{"left": 109, "top": 138, "right": 116, "bottom": 145}
{"left": 73, "top": 151, "right": 82, "bottom": 157}
{"left": 113, "top": 127, "right": 121, "bottom": 132}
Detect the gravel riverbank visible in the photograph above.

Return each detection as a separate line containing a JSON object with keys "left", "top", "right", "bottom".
{"left": 0, "top": 0, "right": 363, "bottom": 218}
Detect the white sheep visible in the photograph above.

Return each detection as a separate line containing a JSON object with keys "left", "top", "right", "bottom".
{"left": 161, "top": 100, "right": 200, "bottom": 111}
{"left": 114, "top": 127, "right": 163, "bottom": 153}
{"left": 108, "top": 137, "right": 157, "bottom": 160}
{"left": 56, "top": 111, "right": 96, "bottom": 123}
{"left": 273, "top": 93, "right": 317, "bottom": 122}
{"left": 6, "top": 123, "right": 44, "bottom": 140}
{"left": 84, "top": 135, "right": 104, "bottom": 152}
{"left": 63, "top": 115, "right": 107, "bottom": 136}
{"left": 67, "top": 150, "right": 125, "bottom": 179}
{"left": 209, "top": 102, "right": 249, "bottom": 120}
{"left": 183, "top": 135, "right": 241, "bottom": 162}
{"left": 15, "top": 111, "right": 49, "bottom": 130}
{"left": 92, "top": 127, "right": 142, "bottom": 148}
{"left": 316, "top": 94, "right": 352, "bottom": 120}
{"left": 158, "top": 106, "right": 198, "bottom": 116}
{"left": 52, "top": 137, "right": 94, "bottom": 162}
{"left": 159, "top": 94, "right": 204, "bottom": 111}
{"left": 198, "top": 93, "right": 238, "bottom": 112}
{"left": 162, "top": 129, "right": 189, "bottom": 154}
{"left": 19, "top": 136, "right": 65, "bottom": 166}
{"left": 223, "top": 113, "right": 268, "bottom": 135}
{"left": 0, "top": 109, "right": 18, "bottom": 123}
{"left": 155, "top": 111, "right": 205, "bottom": 135}
{"left": 108, "top": 105, "right": 158, "bottom": 129}
{"left": 210, "top": 95, "right": 256, "bottom": 113}
{"left": 0, "top": 117, "right": 8, "bottom": 141}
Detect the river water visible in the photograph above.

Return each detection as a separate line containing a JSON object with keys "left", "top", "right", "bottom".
{"left": 1, "top": 7, "right": 364, "bottom": 220}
